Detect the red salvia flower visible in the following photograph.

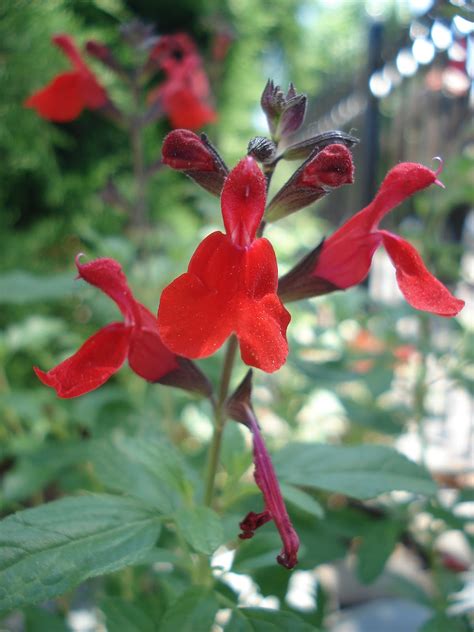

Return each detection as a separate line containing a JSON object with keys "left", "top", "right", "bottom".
{"left": 157, "top": 156, "right": 291, "bottom": 373}
{"left": 148, "top": 33, "right": 217, "bottom": 130}
{"left": 25, "top": 35, "right": 108, "bottom": 122}
{"left": 311, "top": 162, "right": 465, "bottom": 316}
{"left": 34, "top": 257, "right": 178, "bottom": 398}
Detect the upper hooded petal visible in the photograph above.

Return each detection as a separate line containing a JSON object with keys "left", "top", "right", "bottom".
{"left": 34, "top": 322, "right": 131, "bottom": 398}
{"left": 221, "top": 157, "right": 266, "bottom": 248}
{"left": 75, "top": 256, "right": 139, "bottom": 323}
{"left": 381, "top": 231, "right": 464, "bottom": 317}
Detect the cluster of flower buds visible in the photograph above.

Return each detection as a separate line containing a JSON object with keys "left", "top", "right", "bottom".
{"left": 25, "top": 25, "right": 217, "bottom": 131}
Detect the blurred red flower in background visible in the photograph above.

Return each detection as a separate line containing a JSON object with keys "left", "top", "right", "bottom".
{"left": 148, "top": 33, "right": 217, "bottom": 130}
{"left": 25, "top": 34, "right": 108, "bottom": 122}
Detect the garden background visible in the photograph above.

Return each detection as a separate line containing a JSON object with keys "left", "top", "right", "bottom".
{"left": 0, "top": 0, "right": 473, "bottom": 631}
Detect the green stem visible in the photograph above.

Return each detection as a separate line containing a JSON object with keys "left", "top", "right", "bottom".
{"left": 204, "top": 335, "right": 239, "bottom": 507}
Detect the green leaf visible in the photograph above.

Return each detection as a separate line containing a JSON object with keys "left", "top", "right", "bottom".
{"left": 357, "top": 520, "right": 402, "bottom": 583}
{"left": 226, "top": 607, "right": 320, "bottom": 631}
{"left": 101, "top": 597, "right": 157, "bottom": 632}
{"left": 175, "top": 506, "right": 224, "bottom": 555}
{"left": 90, "top": 434, "right": 194, "bottom": 513}
{"left": 419, "top": 613, "right": 468, "bottom": 632}
{"left": 274, "top": 444, "right": 436, "bottom": 499}
{"left": 280, "top": 483, "right": 324, "bottom": 519}
{"left": 0, "top": 494, "right": 161, "bottom": 613}
{"left": 24, "top": 607, "right": 69, "bottom": 632}
{"left": 0, "top": 271, "right": 76, "bottom": 304}
{"left": 159, "top": 587, "right": 219, "bottom": 632}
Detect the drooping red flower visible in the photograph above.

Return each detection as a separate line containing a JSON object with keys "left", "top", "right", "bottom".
{"left": 25, "top": 35, "right": 108, "bottom": 122}
{"left": 227, "top": 371, "right": 299, "bottom": 569}
{"left": 34, "top": 257, "right": 179, "bottom": 398}
{"left": 157, "top": 157, "right": 290, "bottom": 373}
{"left": 280, "top": 162, "right": 464, "bottom": 317}
{"left": 148, "top": 33, "right": 216, "bottom": 130}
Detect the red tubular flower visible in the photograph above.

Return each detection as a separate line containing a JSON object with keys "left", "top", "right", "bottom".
{"left": 34, "top": 257, "right": 179, "bottom": 398}
{"left": 25, "top": 35, "right": 108, "bottom": 122}
{"left": 157, "top": 157, "right": 291, "bottom": 373}
{"left": 148, "top": 33, "right": 217, "bottom": 130}
{"left": 281, "top": 162, "right": 464, "bottom": 316}
{"left": 227, "top": 371, "right": 299, "bottom": 569}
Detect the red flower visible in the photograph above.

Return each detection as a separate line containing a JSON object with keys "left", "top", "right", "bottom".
{"left": 25, "top": 35, "right": 108, "bottom": 122}
{"left": 157, "top": 157, "right": 290, "bottom": 373}
{"left": 311, "top": 162, "right": 464, "bottom": 316}
{"left": 34, "top": 257, "right": 178, "bottom": 398}
{"left": 148, "top": 34, "right": 216, "bottom": 130}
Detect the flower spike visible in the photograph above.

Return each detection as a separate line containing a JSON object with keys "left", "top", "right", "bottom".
{"left": 227, "top": 371, "right": 299, "bottom": 569}
{"left": 25, "top": 34, "right": 108, "bottom": 122}
{"left": 158, "top": 157, "right": 290, "bottom": 373}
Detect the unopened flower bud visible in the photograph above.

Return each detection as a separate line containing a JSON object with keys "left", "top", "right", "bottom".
{"left": 162, "top": 130, "right": 228, "bottom": 196}
{"left": 86, "top": 40, "right": 126, "bottom": 76}
{"left": 282, "top": 130, "right": 359, "bottom": 161}
{"left": 265, "top": 143, "right": 354, "bottom": 222}
{"left": 247, "top": 136, "right": 277, "bottom": 164}
{"left": 261, "top": 80, "right": 307, "bottom": 142}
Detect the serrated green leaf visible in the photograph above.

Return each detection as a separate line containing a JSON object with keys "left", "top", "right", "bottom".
{"left": 89, "top": 434, "right": 194, "bottom": 513}
{"left": 175, "top": 506, "right": 224, "bottom": 555}
{"left": 274, "top": 444, "right": 436, "bottom": 499}
{"left": 357, "top": 520, "right": 402, "bottom": 583}
{"left": 226, "top": 607, "right": 320, "bottom": 631}
{"left": 0, "top": 271, "right": 77, "bottom": 304}
{"left": 101, "top": 597, "right": 156, "bottom": 632}
{"left": 159, "top": 587, "right": 219, "bottom": 632}
{"left": 280, "top": 483, "right": 324, "bottom": 519}
{"left": 0, "top": 494, "right": 161, "bottom": 613}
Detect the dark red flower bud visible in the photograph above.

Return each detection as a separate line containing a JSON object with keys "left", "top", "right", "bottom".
{"left": 261, "top": 80, "right": 307, "bottom": 142}
{"left": 265, "top": 143, "right": 355, "bottom": 222}
{"left": 281, "top": 130, "right": 359, "bottom": 161}
{"left": 162, "top": 130, "right": 228, "bottom": 196}
{"left": 85, "top": 40, "right": 125, "bottom": 75}
{"left": 226, "top": 371, "right": 299, "bottom": 569}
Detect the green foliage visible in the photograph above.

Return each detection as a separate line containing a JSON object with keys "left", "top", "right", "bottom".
{"left": 0, "top": 494, "right": 162, "bottom": 612}
{"left": 175, "top": 506, "right": 224, "bottom": 555}
{"left": 226, "top": 607, "right": 320, "bottom": 631}
{"left": 275, "top": 444, "right": 437, "bottom": 498}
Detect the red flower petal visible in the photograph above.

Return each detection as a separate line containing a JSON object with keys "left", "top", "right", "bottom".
{"left": 75, "top": 256, "right": 138, "bottom": 323}
{"left": 221, "top": 157, "right": 266, "bottom": 248}
{"left": 161, "top": 87, "right": 217, "bottom": 130}
{"left": 313, "top": 231, "right": 382, "bottom": 288}
{"left": 52, "top": 34, "right": 86, "bottom": 70}
{"left": 313, "top": 162, "right": 439, "bottom": 289}
{"left": 25, "top": 72, "right": 85, "bottom": 122}
{"left": 158, "top": 232, "right": 290, "bottom": 372}
{"left": 381, "top": 231, "right": 465, "bottom": 316}
{"left": 157, "top": 232, "right": 236, "bottom": 358}
{"left": 34, "top": 323, "right": 131, "bottom": 398}
{"left": 128, "top": 304, "right": 179, "bottom": 381}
